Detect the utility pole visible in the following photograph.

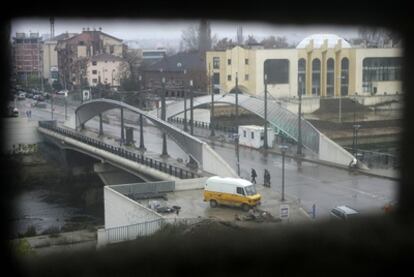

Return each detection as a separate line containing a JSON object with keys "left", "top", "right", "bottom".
{"left": 264, "top": 74, "right": 268, "bottom": 149}
{"left": 161, "top": 76, "right": 168, "bottom": 157}
{"left": 210, "top": 64, "right": 215, "bottom": 137}
{"left": 190, "top": 79, "right": 194, "bottom": 136}
{"left": 183, "top": 70, "right": 188, "bottom": 132}
{"left": 235, "top": 72, "right": 239, "bottom": 131}
{"left": 280, "top": 145, "right": 288, "bottom": 202}
{"left": 297, "top": 76, "right": 303, "bottom": 156}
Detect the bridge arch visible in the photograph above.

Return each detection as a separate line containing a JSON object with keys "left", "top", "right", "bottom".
{"left": 75, "top": 99, "right": 237, "bottom": 177}
{"left": 156, "top": 94, "right": 360, "bottom": 167}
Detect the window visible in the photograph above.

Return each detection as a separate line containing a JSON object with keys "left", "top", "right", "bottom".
{"left": 92, "top": 70, "right": 97, "bottom": 75}
{"left": 92, "top": 78, "right": 97, "bottom": 83}
{"left": 251, "top": 132, "right": 254, "bottom": 139}
{"left": 213, "top": 73, "right": 220, "bottom": 85}
{"left": 92, "top": 61, "right": 97, "bottom": 66}
{"left": 227, "top": 59, "right": 231, "bottom": 65}
{"left": 326, "top": 58, "right": 335, "bottom": 96}
{"left": 245, "top": 58, "right": 249, "bottom": 65}
{"left": 264, "top": 59, "right": 289, "bottom": 84}
{"left": 236, "top": 187, "right": 245, "bottom": 195}
{"left": 245, "top": 74, "right": 249, "bottom": 81}
{"left": 341, "top": 58, "right": 349, "bottom": 96}
{"left": 245, "top": 185, "right": 257, "bottom": 196}
{"left": 312, "top": 58, "right": 321, "bottom": 96}
{"left": 213, "top": 57, "right": 220, "bottom": 69}
{"left": 227, "top": 75, "right": 232, "bottom": 81}
{"left": 243, "top": 130, "right": 247, "bottom": 137}
{"left": 110, "top": 45, "right": 114, "bottom": 54}
{"left": 362, "top": 57, "right": 402, "bottom": 93}
{"left": 298, "top": 58, "right": 306, "bottom": 96}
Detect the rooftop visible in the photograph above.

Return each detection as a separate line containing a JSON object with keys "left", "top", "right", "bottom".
{"left": 296, "top": 34, "right": 352, "bottom": 49}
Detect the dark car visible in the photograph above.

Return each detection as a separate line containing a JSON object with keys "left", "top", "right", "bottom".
{"left": 330, "top": 205, "right": 360, "bottom": 220}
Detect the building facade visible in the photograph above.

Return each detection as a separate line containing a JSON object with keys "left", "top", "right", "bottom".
{"left": 86, "top": 53, "right": 130, "bottom": 89}
{"left": 56, "top": 28, "right": 125, "bottom": 90}
{"left": 12, "top": 33, "right": 43, "bottom": 86}
{"left": 206, "top": 34, "right": 403, "bottom": 98}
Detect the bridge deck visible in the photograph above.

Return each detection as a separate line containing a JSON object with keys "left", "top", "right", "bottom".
{"left": 39, "top": 121, "right": 209, "bottom": 179}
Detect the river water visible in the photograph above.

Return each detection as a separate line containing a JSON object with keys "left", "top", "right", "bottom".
{"left": 9, "top": 187, "right": 103, "bottom": 239}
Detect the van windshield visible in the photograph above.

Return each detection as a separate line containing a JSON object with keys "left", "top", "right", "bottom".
{"left": 245, "top": 185, "right": 257, "bottom": 196}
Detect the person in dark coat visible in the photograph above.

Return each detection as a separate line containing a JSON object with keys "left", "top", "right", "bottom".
{"left": 251, "top": 168, "right": 257, "bottom": 184}
{"left": 264, "top": 169, "right": 271, "bottom": 187}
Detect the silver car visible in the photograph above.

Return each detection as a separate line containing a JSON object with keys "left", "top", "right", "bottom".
{"left": 330, "top": 205, "right": 360, "bottom": 220}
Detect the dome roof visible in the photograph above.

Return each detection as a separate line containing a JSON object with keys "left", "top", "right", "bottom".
{"left": 296, "top": 34, "right": 351, "bottom": 49}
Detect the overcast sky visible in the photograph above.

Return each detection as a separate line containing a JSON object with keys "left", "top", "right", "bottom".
{"left": 11, "top": 18, "right": 361, "bottom": 44}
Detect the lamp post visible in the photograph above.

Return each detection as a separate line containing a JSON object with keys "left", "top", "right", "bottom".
{"left": 279, "top": 145, "right": 289, "bottom": 202}
{"left": 235, "top": 133, "right": 241, "bottom": 176}
{"left": 210, "top": 64, "right": 215, "bottom": 137}
{"left": 337, "top": 75, "right": 346, "bottom": 123}
{"left": 264, "top": 74, "right": 268, "bottom": 149}
{"left": 161, "top": 76, "right": 168, "bottom": 157}
{"left": 183, "top": 69, "right": 188, "bottom": 132}
{"left": 190, "top": 79, "right": 194, "bottom": 136}
{"left": 297, "top": 76, "right": 303, "bottom": 156}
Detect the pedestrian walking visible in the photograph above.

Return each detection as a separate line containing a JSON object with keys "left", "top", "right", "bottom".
{"left": 28, "top": 109, "right": 32, "bottom": 118}
{"left": 251, "top": 168, "right": 257, "bottom": 184}
{"left": 264, "top": 169, "right": 271, "bottom": 187}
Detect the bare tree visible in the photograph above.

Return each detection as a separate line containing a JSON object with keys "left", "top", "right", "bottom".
{"left": 180, "top": 25, "right": 199, "bottom": 52}
{"left": 214, "top": 37, "right": 235, "bottom": 50}
{"left": 261, "top": 36, "right": 289, "bottom": 49}
{"left": 245, "top": 35, "right": 258, "bottom": 45}
{"left": 358, "top": 27, "right": 401, "bottom": 47}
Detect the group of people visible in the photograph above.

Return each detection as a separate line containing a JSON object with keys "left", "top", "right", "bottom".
{"left": 250, "top": 168, "right": 271, "bottom": 187}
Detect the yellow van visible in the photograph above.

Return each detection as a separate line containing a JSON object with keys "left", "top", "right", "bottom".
{"left": 203, "top": 176, "right": 261, "bottom": 211}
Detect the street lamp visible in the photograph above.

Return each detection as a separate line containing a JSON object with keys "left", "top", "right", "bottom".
{"left": 183, "top": 69, "right": 188, "bottom": 132}
{"left": 337, "top": 75, "right": 346, "bottom": 123}
{"left": 210, "top": 64, "right": 215, "bottom": 137}
{"left": 234, "top": 133, "right": 241, "bottom": 176}
{"left": 264, "top": 74, "right": 268, "bottom": 149}
{"left": 279, "top": 145, "right": 289, "bottom": 202}
{"left": 297, "top": 76, "right": 303, "bottom": 157}
{"left": 190, "top": 79, "right": 194, "bottom": 136}
{"left": 161, "top": 76, "right": 168, "bottom": 157}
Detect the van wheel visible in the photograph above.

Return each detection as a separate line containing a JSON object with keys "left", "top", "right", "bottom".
{"left": 242, "top": 204, "right": 250, "bottom": 212}
{"left": 210, "top": 200, "right": 218, "bottom": 208}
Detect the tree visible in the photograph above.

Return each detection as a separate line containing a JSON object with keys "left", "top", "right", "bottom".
{"left": 358, "top": 27, "right": 401, "bottom": 47}
{"left": 261, "top": 36, "right": 289, "bottom": 49}
{"left": 245, "top": 35, "right": 258, "bottom": 45}
{"left": 180, "top": 24, "right": 199, "bottom": 52}
{"left": 214, "top": 37, "right": 235, "bottom": 50}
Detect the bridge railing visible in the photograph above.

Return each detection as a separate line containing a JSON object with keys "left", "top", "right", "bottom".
{"left": 38, "top": 121, "right": 200, "bottom": 179}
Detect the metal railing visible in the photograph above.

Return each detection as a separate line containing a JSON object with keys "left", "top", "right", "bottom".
{"left": 104, "top": 217, "right": 202, "bottom": 244}
{"left": 168, "top": 117, "right": 237, "bottom": 133}
{"left": 39, "top": 120, "right": 200, "bottom": 179}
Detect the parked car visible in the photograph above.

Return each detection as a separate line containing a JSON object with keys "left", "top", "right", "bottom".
{"left": 330, "top": 205, "right": 360, "bottom": 220}
{"left": 36, "top": 95, "right": 45, "bottom": 102}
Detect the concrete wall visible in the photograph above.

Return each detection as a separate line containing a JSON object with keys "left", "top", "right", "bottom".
{"left": 2, "top": 118, "right": 42, "bottom": 153}
{"left": 355, "top": 94, "right": 401, "bottom": 106}
{"left": 319, "top": 132, "right": 355, "bottom": 167}
{"left": 202, "top": 144, "right": 238, "bottom": 178}
{"left": 371, "top": 81, "right": 402, "bottom": 95}
{"left": 104, "top": 186, "right": 162, "bottom": 229}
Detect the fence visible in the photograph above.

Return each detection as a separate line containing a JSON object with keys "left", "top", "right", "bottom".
{"left": 38, "top": 120, "right": 200, "bottom": 179}
{"left": 344, "top": 147, "right": 399, "bottom": 169}
{"left": 110, "top": 181, "right": 175, "bottom": 199}
{"left": 100, "top": 217, "right": 202, "bottom": 245}
{"left": 168, "top": 117, "right": 237, "bottom": 133}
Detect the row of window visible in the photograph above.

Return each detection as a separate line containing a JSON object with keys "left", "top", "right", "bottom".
{"left": 213, "top": 57, "right": 249, "bottom": 69}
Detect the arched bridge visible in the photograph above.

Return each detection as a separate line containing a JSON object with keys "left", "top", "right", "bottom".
{"left": 153, "top": 94, "right": 359, "bottom": 167}
{"left": 74, "top": 99, "right": 237, "bottom": 178}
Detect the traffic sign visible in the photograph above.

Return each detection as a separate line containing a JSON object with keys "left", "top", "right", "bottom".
{"left": 280, "top": 204, "right": 289, "bottom": 219}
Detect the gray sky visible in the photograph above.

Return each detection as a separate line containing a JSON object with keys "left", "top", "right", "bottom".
{"left": 11, "top": 18, "right": 361, "bottom": 44}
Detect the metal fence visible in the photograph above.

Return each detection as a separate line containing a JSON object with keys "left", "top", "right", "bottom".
{"left": 104, "top": 217, "right": 202, "bottom": 244}
{"left": 38, "top": 120, "right": 200, "bottom": 179}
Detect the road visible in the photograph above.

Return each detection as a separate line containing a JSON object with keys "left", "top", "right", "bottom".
{"left": 15, "top": 97, "right": 397, "bottom": 219}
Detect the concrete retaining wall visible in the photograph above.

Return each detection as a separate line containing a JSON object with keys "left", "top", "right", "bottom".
{"left": 2, "top": 118, "right": 42, "bottom": 153}
{"left": 103, "top": 186, "right": 163, "bottom": 229}
{"left": 319, "top": 133, "right": 355, "bottom": 167}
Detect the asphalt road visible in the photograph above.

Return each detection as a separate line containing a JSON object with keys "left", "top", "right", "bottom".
{"left": 17, "top": 97, "right": 397, "bottom": 219}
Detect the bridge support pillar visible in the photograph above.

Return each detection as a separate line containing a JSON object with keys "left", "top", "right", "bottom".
{"left": 99, "top": 113, "right": 104, "bottom": 136}
{"left": 120, "top": 107, "right": 125, "bottom": 145}
{"left": 139, "top": 113, "right": 146, "bottom": 151}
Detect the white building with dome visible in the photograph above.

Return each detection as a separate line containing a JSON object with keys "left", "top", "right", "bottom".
{"left": 206, "top": 33, "right": 403, "bottom": 99}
